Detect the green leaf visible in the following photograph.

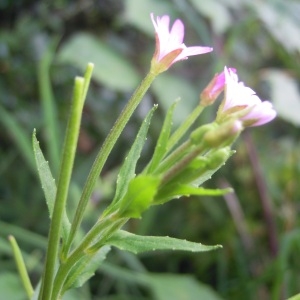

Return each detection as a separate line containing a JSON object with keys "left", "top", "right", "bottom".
{"left": 63, "top": 246, "right": 111, "bottom": 292}
{"left": 109, "top": 105, "right": 157, "bottom": 211}
{"left": 106, "top": 230, "right": 222, "bottom": 254}
{"left": 147, "top": 274, "right": 224, "bottom": 300}
{"left": 119, "top": 175, "right": 160, "bottom": 218}
{"left": 32, "top": 130, "right": 70, "bottom": 240}
{"left": 146, "top": 100, "right": 178, "bottom": 174}
{"left": 155, "top": 183, "right": 232, "bottom": 204}
{"left": 57, "top": 33, "right": 140, "bottom": 92}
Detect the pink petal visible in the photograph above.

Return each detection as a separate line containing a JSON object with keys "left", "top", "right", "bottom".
{"left": 176, "top": 46, "right": 213, "bottom": 61}
{"left": 170, "top": 19, "right": 184, "bottom": 44}
{"left": 150, "top": 13, "right": 213, "bottom": 70}
{"left": 244, "top": 101, "right": 277, "bottom": 126}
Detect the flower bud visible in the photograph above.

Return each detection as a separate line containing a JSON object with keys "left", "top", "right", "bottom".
{"left": 190, "top": 123, "right": 218, "bottom": 145}
{"left": 206, "top": 147, "right": 233, "bottom": 170}
{"left": 203, "top": 120, "right": 243, "bottom": 147}
{"left": 200, "top": 68, "right": 236, "bottom": 106}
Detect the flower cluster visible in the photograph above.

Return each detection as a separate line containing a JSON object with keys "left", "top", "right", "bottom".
{"left": 151, "top": 13, "right": 276, "bottom": 128}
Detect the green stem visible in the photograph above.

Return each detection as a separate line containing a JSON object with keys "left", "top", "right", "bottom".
{"left": 39, "top": 77, "right": 85, "bottom": 300}
{"left": 166, "top": 105, "right": 204, "bottom": 153}
{"left": 161, "top": 143, "right": 206, "bottom": 185}
{"left": 81, "top": 63, "right": 94, "bottom": 107}
{"left": 8, "top": 235, "right": 34, "bottom": 299}
{"left": 63, "top": 71, "right": 157, "bottom": 256}
{"left": 152, "top": 140, "right": 192, "bottom": 175}
{"left": 52, "top": 215, "right": 127, "bottom": 300}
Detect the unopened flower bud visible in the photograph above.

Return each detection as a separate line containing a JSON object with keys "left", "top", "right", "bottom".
{"left": 190, "top": 123, "right": 218, "bottom": 145}
{"left": 200, "top": 68, "right": 236, "bottom": 106}
{"left": 206, "top": 147, "right": 233, "bottom": 170}
{"left": 203, "top": 120, "right": 243, "bottom": 147}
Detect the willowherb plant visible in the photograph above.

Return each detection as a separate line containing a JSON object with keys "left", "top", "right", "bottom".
{"left": 9, "top": 13, "right": 276, "bottom": 300}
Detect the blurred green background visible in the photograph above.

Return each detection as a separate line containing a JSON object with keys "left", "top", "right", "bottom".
{"left": 1, "top": 0, "right": 300, "bottom": 299}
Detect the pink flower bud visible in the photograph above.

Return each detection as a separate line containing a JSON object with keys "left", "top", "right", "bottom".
{"left": 200, "top": 68, "right": 236, "bottom": 106}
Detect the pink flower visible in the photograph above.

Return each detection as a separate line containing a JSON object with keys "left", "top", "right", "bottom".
{"left": 220, "top": 66, "right": 276, "bottom": 127}
{"left": 200, "top": 68, "right": 236, "bottom": 106}
{"left": 150, "top": 13, "right": 213, "bottom": 73}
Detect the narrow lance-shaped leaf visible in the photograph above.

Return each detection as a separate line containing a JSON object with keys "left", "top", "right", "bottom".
{"left": 106, "top": 230, "right": 222, "bottom": 254}
{"left": 63, "top": 246, "right": 111, "bottom": 292}
{"left": 154, "top": 183, "right": 232, "bottom": 205}
{"left": 146, "top": 100, "right": 179, "bottom": 174}
{"left": 32, "top": 130, "right": 70, "bottom": 240}
{"left": 104, "top": 105, "right": 157, "bottom": 215}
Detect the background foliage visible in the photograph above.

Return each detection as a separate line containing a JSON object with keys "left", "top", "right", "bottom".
{"left": 1, "top": 0, "right": 300, "bottom": 299}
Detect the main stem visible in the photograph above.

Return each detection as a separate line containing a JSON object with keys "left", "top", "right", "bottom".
{"left": 52, "top": 215, "right": 128, "bottom": 299}
{"left": 39, "top": 78, "right": 85, "bottom": 300}
{"left": 64, "top": 71, "right": 157, "bottom": 256}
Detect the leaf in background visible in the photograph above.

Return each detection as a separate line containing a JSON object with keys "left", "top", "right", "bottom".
{"left": 123, "top": 0, "right": 176, "bottom": 35}
{"left": 63, "top": 246, "right": 110, "bottom": 291}
{"left": 287, "top": 294, "right": 300, "bottom": 300}
{"left": 108, "top": 105, "right": 157, "bottom": 212}
{"left": 57, "top": 33, "right": 140, "bottom": 92}
{"left": 106, "top": 230, "right": 221, "bottom": 254}
{"left": 189, "top": 0, "right": 232, "bottom": 34}
{"left": 99, "top": 263, "right": 224, "bottom": 300}
{"left": 261, "top": 69, "right": 300, "bottom": 126}
{"left": 155, "top": 183, "right": 231, "bottom": 205}
{"left": 146, "top": 101, "right": 178, "bottom": 174}
{"left": 32, "top": 130, "right": 70, "bottom": 240}
{"left": 151, "top": 74, "right": 198, "bottom": 126}
{"left": 0, "top": 273, "right": 26, "bottom": 300}
{"left": 119, "top": 175, "right": 160, "bottom": 218}
{"left": 38, "top": 39, "right": 61, "bottom": 174}
{"left": 0, "top": 106, "right": 35, "bottom": 171}
{"left": 147, "top": 274, "right": 224, "bottom": 300}
{"left": 250, "top": 1, "right": 300, "bottom": 53}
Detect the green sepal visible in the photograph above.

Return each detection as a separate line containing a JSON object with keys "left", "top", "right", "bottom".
{"left": 154, "top": 183, "right": 232, "bottom": 205}
{"left": 146, "top": 100, "right": 179, "bottom": 174}
{"left": 165, "top": 147, "right": 234, "bottom": 187}
{"left": 119, "top": 175, "right": 160, "bottom": 218}
{"left": 32, "top": 130, "right": 71, "bottom": 240}
{"left": 190, "top": 123, "right": 217, "bottom": 145}
{"left": 192, "top": 148, "right": 234, "bottom": 186}
{"left": 62, "top": 246, "right": 110, "bottom": 292}
{"left": 105, "top": 230, "right": 222, "bottom": 254}
{"left": 103, "top": 105, "right": 157, "bottom": 216}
